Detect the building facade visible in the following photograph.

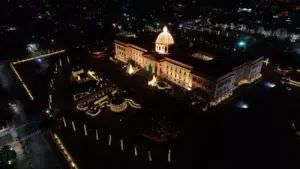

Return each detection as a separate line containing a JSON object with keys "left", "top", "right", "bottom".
{"left": 114, "top": 26, "right": 263, "bottom": 104}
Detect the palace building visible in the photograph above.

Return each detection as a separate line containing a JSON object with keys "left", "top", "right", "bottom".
{"left": 114, "top": 26, "right": 263, "bottom": 105}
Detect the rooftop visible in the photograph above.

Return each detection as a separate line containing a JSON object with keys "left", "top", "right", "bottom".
{"left": 166, "top": 45, "right": 249, "bottom": 79}
{"left": 115, "top": 31, "right": 261, "bottom": 79}
{"left": 115, "top": 32, "right": 158, "bottom": 51}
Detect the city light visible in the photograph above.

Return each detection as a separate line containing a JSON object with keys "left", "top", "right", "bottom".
{"left": 237, "top": 8, "right": 252, "bottom": 13}
{"left": 241, "top": 104, "right": 248, "bottom": 109}
{"left": 238, "top": 101, "right": 249, "bottom": 109}
{"left": 8, "top": 160, "right": 12, "bottom": 165}
{"left": 265, "top": 82, "right": 276, "bottom": 88}
{"left": 37, "top": 58, "right": 42, "bottom": 62}
{"left": 238, "top": 41, "right": 246, "bottom": 47}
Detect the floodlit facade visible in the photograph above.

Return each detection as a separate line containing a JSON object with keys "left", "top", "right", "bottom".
{"left": 114, "top": 26, "right": 263, "bottom": 104}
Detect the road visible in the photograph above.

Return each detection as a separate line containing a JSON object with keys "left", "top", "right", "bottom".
{"left": 11, "top": 100, "right": 68, "bottom": 169}
{"left": 0, "top": 60, "right": 69, "bottom": 169}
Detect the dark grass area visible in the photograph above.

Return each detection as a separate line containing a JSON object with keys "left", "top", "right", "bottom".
{"left": 13, "top": 55, "right": 63, "bottom": 112}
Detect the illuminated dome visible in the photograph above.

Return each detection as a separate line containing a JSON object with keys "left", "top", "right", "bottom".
{"left": 155, "top": 27, "right": 174, "bottom": 45}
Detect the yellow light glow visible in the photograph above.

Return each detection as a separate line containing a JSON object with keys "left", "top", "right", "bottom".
{"left": 163, "top": 26, "right": 168, "bottom": 33}
{"left": 128, "top": 64, "right": 134, "bottom": 75}
{"left": 263, "top": 58, "right": 270, "bottom": 66}
{"left": 10, "top": 63, "right": 34, "bottom": 100}
{"left": 88, "top": 70, "right": 99, "bottom": 81}
{"left": 155, "top": 26, "right": 174, "bottom": 45}
{"left": 12, "top": 50, "right": 65, "bottom": 65}
{"left": 148, "top": 75, "right": 157, "bottom": 87}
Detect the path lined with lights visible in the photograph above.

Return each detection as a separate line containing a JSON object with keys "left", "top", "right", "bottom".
{"left": 125, "top": 99, "right": 141, "bottom": 109}
{"left": 10, "top": 63, "right": 34, "bottom": 100}
{"left": 51, "top": 132, "right": 79, "bottom": 169}
{"left": 12, "top": 49, "right": 65, "bottom": 65}
{"left": 282, "top": 78, "right": 300, "bottom": 88}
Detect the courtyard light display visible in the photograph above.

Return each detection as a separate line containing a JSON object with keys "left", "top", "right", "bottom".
{"left": 72, "top": 68, "right": 94, "bottom": 83}
{"left": 110, "top": 98, "right": 128, "bottom": 113}
{"left": 128, "top": 64, "right": 134, "bottom": 75}
{"left": 88, "top": 70, "right": 100, "bottom": 81}
{"left": 72, "top": 69, "right": 141, "bottom": 117}
{"left": 148, "top": 75, "right": 157, "bottom": 87}
{"left": 157, "top": 81, "right": 172, "bottom": 90}
{"left": 76, "top": 87, "right": 116, "bottom": 111}
{"left": 84, "top": 97, "right": 141, "bottom": 116}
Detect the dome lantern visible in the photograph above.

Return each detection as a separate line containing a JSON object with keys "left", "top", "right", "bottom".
{"left": 155, "top": 26, "right": 174, "bottom": 54}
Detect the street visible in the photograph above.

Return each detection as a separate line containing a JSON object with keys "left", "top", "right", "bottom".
{"left": 0, "top": 60, "right": 69, "bottom": 169}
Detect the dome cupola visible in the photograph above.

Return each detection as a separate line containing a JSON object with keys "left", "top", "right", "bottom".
{"left": 155, "top": 26, "right": 174, "bottom": 54}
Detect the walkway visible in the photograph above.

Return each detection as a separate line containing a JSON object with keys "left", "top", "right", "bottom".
{"left": 9, "top": 49, "right": 65, "bottom": 100}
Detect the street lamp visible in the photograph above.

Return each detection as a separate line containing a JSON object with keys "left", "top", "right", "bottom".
{"left": 237, "top": 40, "right": 247, "bottom": 51}
{"left": 238, "top": 41, "right": 246, "bottom": 47}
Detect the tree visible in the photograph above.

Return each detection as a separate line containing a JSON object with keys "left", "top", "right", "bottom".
{"left": 0, "top": 145, "right": 17, "bottom": 169}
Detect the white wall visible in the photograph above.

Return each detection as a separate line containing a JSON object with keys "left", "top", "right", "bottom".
{"left": 214, "top": 72, "right": 235, "bottom": 99}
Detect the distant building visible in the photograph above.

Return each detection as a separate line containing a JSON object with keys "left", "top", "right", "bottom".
{"left": 114, "top": 26, "right": 263, "bottom": 105}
